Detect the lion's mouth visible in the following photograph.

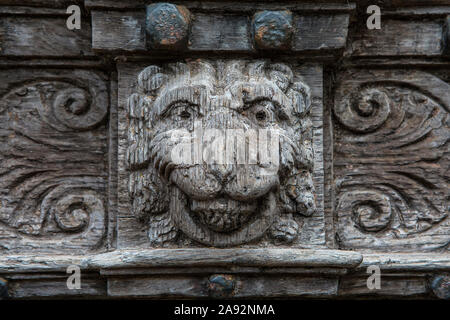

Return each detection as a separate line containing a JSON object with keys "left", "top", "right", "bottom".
{"left": 189, "top": 198, "right": 258, "bottom": 232}
{"left": 170, "top": 186, "right": 277, "bottom": 246}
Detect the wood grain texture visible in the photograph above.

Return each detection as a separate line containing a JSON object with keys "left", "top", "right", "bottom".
{"left": 334, "top": 69, "right": 449, "bottom": 252}
{"left": 107, "top": 74, "right": 118, "bottom": 250}
{"left": 91, "top": 10, "right": 146, "bottom": 52}
{"left": 0, "top": 16, "right": 93, "bottom": 57}
{"left": 90, "top": 9, "right": 350, "bottom": 54}
{"left": 350, "top": 19, "right": 443, "bottom": 56}
{"left": 0, "top": 69, "right": 109, "bottom": 253}
{"left": 117, "top": 61, "right": 325, "bottom": 248}
{"left": 107, "top": 274, "right": 338, "bottom": 298}
{"left": 359, "top": 253, "right": 450, "bottom": 271}
{"left": 85, "top": 0, "right": 355, "bottom": 11}
{"left": 0, "top": 0, "right": 83, "bottom": 7}
{"left": 339, "top": 276, "right": 428, "bottom": 297}
{"left": 0, "top": 255, "right": 85, "bottom": 273}
{"left": 189, "top": 14, "right": 252, "bottom": 51}
{"left": 85, "top": 249, "right": 363, "bottom": 269}
{"left": 0, "top": 0, "right": 449, "bottom": 300}
{"left": 8, "top": 276, "right": 106, "bottom": 298}
{"left": 99, "top": 266, "right": 349, "bottom": 275}
{"left": 292, "top": 14, "right": 349, "bottom": 51}
{"left": 444, "top": 15, "right": 450, "bottom": 56}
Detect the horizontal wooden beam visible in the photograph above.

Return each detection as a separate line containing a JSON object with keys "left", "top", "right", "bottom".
{"left": 85, "top": 249, "right": 363, "bottom": 269}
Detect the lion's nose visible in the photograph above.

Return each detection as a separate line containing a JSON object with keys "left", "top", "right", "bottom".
{"left": 210, "top": 164, "right": 233, "bottom": 183}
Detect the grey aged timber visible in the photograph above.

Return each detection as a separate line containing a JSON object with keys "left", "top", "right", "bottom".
{"left": 0, "top": 0, "right": 448, "bottom": 299}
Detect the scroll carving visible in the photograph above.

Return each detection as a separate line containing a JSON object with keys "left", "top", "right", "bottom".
{"left": 334, "top": 70, "right": 449, "bottom": 251}
{"left": 127, "top": 59, "right": 317, "bottom": 247}
{"left": 0, "top": 70, "right": 108, "bottom": 253}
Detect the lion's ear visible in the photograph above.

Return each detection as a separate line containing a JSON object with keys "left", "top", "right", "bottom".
{"left": 128, "top": 64, "right": 173, "bottom": 169}
{"left": 137, "top": 65, "right": 168, "bottom": 94}
{"left": 127, "top": 93, "right": 152, "bottom": 169}
{"left": 290, "top": 81, "right": 312, "bottom": 117}
{"left": 128, "top": 65, "right": 176, "bottom": 245}
{"left": 265, "top": 63, "right": 293, "bottom": 92}
{"left": 128, "top": 65, "right": 171, "bottom": 169}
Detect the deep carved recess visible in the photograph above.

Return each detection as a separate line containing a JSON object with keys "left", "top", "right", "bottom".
{"left": 0, "top": 70, "right": 108, "bottom": 253}
{"left": 126, "top": 60, "right": 317, "bottom": 247}
{"left": 334, "top": 70, "right": 450, "bottom": 252}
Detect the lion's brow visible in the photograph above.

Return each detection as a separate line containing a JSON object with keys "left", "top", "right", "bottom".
{"left": 237, "top": 83, "right": 292, "bottom": 117}
{"left": 152, "top": 85, "right": 207, "bottom": 117}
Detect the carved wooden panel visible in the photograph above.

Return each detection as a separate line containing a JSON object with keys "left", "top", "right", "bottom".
{"left": 0, "top": 0, "right": 449, "bottom": 300}
{"left": 0, "top": 69, "right": 109, "bottom": 253}
{"left": 117, "top": 61, "right": 326, "bottom": 249}
{"left": 334, "top": 70, "right": 449, "bottom": 252}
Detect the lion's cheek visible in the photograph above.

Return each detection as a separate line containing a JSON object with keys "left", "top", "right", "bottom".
{"left": 170, "top": 167, "right": 222, "bottom": 200}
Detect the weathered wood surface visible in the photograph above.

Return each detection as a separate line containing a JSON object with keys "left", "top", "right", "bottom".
{"left": 90, "top": 9, "right": 350, "bottom": 54}
{"left": 4, "top": 251, "right": 450, "bottom": 274}
{"left": 0, "top": 255, "right": 85, "bottom": 273}
{"left": 107, "top": 75, "right": 118, "bottom": 250}
{"left": 1, "top": 251, "right": 449, "bottom": 299}
{"left": 85, "top": 0, "right": 356, "bottom": 11}
{"left": 350, "top": 19, "right": 443, "bottom": 56}
{"left": 0, "top": 69, "right": 109, "bottom": 253}
{"left": 117, "top": 61, "right": 326, "bottom": 248}
{"left": 91, "top": 10, "right": 146, "bottom": 52}
{"left": 382, "top": 6, "right": 450, "bottom": 17}
{"left": 107, "top": 274, "right": 338, "bottom": 298}
{"left": 0, "top": 16, "right": 93, "bottom": 57}
{"left": 359, "top": 253, "right": 450, "bottom": 271}
{"left": 0, "top": 0, "right": 83, "bottom": 7}
{"left": 8, "top": 274, "right": 106, "bottom": 298}
{"left": 85, "top": 249, "right": 363, "bottom": 269}
{"left": 100, "top": 266, "right": 349, "bottom": 275}
{"left": 0, "top": 0, "right": 449, "bottom": 300}
{"left": 444, "top": 15, "right": 450, "bottom": 56}
{"left": 339, "top": 276, "right": 429, "bottom": 297}
{"left": 189, "top": 14, "right": 252, "bottom": 51}
{"left": 292, "top": 14, "right": 349, "bottom": 52}
{"left": 334, "top": 69, "right": 449, "bottom": 252}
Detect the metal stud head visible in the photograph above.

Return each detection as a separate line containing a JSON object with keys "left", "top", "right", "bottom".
{"left": 252, "top": 10, "right": 293, "bottom": 50}
{"left": 145, "top": 3, "right": 191, "bottom": 50}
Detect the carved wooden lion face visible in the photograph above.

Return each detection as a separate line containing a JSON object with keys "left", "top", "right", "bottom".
{"left": 127, "top": 60, "right": 316, "bottom": 247}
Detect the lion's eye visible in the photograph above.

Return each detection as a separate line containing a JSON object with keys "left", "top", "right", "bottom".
{"left": 179, "top": 109, "right": 192, "bottom": 119}
{"left": 255, "top": 110, "right": 268, "bottom": 121}
{"left": 169, "top": 102, "right": 198, "bottom": 121}
{"left": 247, "top": 100, "right": 275, "bottom": 125}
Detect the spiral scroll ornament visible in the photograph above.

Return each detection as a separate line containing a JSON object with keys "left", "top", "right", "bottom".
{"left": 334, "top": 70, "right": 449, "bottom": 251}
{"left": 337, "top": 190, "right": 392, "bottom": 232}
{"left": 47, "top": 82, "right": 107, "bottom": 131}
{"left": 53, "top": 87, "right": 102, "bottom": 130}
{"left": 0, "top": 71, "right": 108, "bottom": 252}
{"left": 334, "top": 87, "right": 390, "bottom": 133}
{"left": 40, "top": 185, "right": 104, "bottom": 234}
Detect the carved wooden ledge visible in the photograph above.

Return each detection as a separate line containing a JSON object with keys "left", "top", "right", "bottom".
{"left": 0, "top": 249, "right": 363, "bottom": 273}
{"left": 85, "top": 249, "right": 363, "bottom": 269}
{"left": 0, "top": 249, "right": 363, "bottom": 298}
{"left": 2, "top": 251, "right": 450, "bottom": 298}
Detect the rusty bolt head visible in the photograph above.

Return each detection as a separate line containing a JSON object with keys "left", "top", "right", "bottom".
{"left": 145, "top": 3, "right": 191, "bottom": 50}
{"left": 208, "top": 274, "right": 235, "bottom": 298}
{"left": 0, "top": 278, "right": 8, "bottom": 299}
{"left": 252, "top": 10, "right": 293, "bottom": 50}
{"left": 431, "top": 275, "right": 450, "bottom": 300}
